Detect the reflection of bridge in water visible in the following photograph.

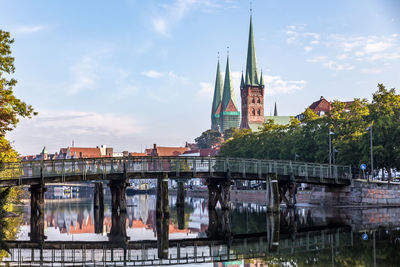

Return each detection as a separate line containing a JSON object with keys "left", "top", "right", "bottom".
{"left": 4, "top": 215, "right": 352, "bottom": 266}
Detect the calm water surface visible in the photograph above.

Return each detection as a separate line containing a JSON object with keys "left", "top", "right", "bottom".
{"left": 2, "top": 194, "right": 400, "bottom": 266}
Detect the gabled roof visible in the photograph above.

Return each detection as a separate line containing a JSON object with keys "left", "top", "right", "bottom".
{"left": 309, "top": 96, "right": 331, "bottom": 112}
{"left": 221, "top": 55, "right": 238, "bottom": 112}
{"left": 245, "top": 16, "right": 259, "bottom": 86}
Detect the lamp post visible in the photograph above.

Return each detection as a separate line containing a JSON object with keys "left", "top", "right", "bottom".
{"left": 329, "top": 130, "right": 334, "bottom": 177}
{"left": 333, "top": 148, "right": 338, "bottom": 166}
{"left": 366, "top": 125, "right": 374, "bottom": 180}
{"left": 294, "top": 153, "right": 299, "bottom": 162}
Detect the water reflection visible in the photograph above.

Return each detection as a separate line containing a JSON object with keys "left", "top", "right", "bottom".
{"left": 3, "top": 195, "right": 400, "bottom": 266}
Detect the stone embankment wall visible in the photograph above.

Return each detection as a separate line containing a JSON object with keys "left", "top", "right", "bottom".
{"left": 299, "top": 180, "right": 400, "bottom": 206}
{"left": 171, "top": 180, "right": 400, "bottom": 207}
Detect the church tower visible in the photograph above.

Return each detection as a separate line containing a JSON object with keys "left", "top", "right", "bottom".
{"left": 220, "top": 55, "right": 240, "bottom": 132}
{"left": 211, "top": 59, "right": 223, "bottom": 131}
{"left": 240, "top": 16, "right": 264, "bottom": 129}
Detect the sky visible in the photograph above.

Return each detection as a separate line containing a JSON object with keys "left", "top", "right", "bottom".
{"left": 1, "top": 0, "right": 400, "bottom": 155}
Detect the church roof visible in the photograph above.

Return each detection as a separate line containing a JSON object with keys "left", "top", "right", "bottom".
{"left": 245, "top": 16, "right": 259, "bottom": 86}
{"left": 240, "top": 72, "right": 245, "bottom": 89}
{"left": 211, "top": 60, "right": 223, "bottom": 115}
{"left": 221, "top": 55, "right": 238, "bottom": 112}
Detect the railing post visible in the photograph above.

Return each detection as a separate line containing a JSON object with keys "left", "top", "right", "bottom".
{"left": 320, "top": 165, "right": 323, "bottom": 183}
{"left": 193, "top": 157, "right": 197, "bottom": 176}
{"left": 242, "top": 159, "right": 246, "bottom": 178}
{"left": 176, "top": 158, "right": 180, "bottom": 177}
{"left": 305, "top": 163, "right": 309, "bottom": 181}
{"left": 258, "top": 160, "right": 262, "bottom": 179}
{"left": 209, "top": 157, "right": 212, "bottom": 177}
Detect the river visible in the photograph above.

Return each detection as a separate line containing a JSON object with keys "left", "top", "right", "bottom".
{"left": 2, "top": 193, "right": 400, "bottom": 266}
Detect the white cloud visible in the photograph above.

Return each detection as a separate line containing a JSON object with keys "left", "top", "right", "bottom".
{"left": 141, "top": 70, "right": 165, "bottom": 78}
{"left": 152, "top": 19, "right": 167, "bottom": 35}
{"left": 304, "top": 46, "right": 313, "bottom": 52}
{"left": 360, "top": 68, "right": 383, "bottom": 74}
{"left": 68, "top": 55, "right": 98, "bottom": 95}
{"left": 152, "top": 0, "right": 235, "bottom": 35}
{"left": 364, "top": 42, "right": 392, "bottom": 53}
{"left": 13, "top": 25, "right": 45, "bottom": 34}
{"left": 264, "top": 75, "right": 307, "bottom": 95}
{"left": 29, "top": 110, "right": 145, "bottom": 137}
{"left": 196, "top": 82, "right": 213, "bottom": 99}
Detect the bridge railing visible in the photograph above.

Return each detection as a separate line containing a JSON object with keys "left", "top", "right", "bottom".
{"left": 0, "top": 156, "right": 351, "bottom": 183}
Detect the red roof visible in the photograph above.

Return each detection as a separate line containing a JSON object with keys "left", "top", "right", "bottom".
{"left": 153, "top": 146, "right": 189, "bottom": 156}
{"left": 69, "top": 147, "right": 102, "bottom": 158}
{"left": 129, "top": 152, "right": 147, "bottom": 157}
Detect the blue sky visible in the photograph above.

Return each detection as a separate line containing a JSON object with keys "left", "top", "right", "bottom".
{"left": 1, "top": 0, "right": 399, "bottom": 155}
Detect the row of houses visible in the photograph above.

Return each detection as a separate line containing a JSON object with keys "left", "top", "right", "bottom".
{"left": 22, "top": 143, "right": 218, "bottom": 161}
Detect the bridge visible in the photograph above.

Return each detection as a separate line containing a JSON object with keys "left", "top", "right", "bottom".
{"left": 0, "top": 156, "right": 352, "bottom": 213}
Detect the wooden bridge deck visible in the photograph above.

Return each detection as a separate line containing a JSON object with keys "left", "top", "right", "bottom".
{"left": 0, "top": 156, "right": 352, "bottom": 187}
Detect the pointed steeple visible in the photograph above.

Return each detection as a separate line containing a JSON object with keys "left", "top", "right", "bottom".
{"left": 274, "top": 101, "right": 278, "bottom": 116}
{"left": 240, "top": 71, "right": 245, "bottom": 89}
{"left": 259, "top": 69, "right": 264, "bottom": 86}
{"left": 211, "top": 58, "right": 223, "bottom": 131}
{"left": 221, "top": 55, "right": 238, "bottom": 111}
{"left": 245, "top": 16, "right": 259, "bottom": 86}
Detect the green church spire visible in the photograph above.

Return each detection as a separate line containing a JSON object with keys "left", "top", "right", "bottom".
{"left": 220, "top": 54, "right": 240, "bottom": 132}
{"left": 211, "top": 59, "right": 223, "bottom": 131}
{"left": 259, "top": 69, "right": 264, "bottom": 86}
{"left": 245, "top": 16, "right": 259, "bottom": 86}
{"left": 221, "top": 55, "right": 237, "bottom": 111}
{"left": 240, "top": 71, "right": 245, "bottom": 89}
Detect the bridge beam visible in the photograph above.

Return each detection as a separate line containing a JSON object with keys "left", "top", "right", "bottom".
{"left": 109, "top": 178, "right": 129, "bottom": 213}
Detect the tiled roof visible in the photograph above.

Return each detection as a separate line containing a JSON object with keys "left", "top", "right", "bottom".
{"left": 69, "top": 147, "right": 102, "bottom": 158}
{"left": 129, "top": 152, "right": 147, "bottom": 157}
{"left": 154, "top": 146, "right": 190, "bottom": 156}
{"left": 309, "top": 97, "right": 331, "bottom": 112}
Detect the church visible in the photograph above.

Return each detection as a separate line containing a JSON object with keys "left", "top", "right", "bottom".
{"left": 211, "top": 15, "right": 291, "bottom": 133}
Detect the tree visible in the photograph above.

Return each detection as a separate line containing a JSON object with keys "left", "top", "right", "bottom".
{"left": 223, "top": 127, "right": 238, "bottom": 141}
{"left": 364, "top": 84, "right": 400, "bottom": 180}
{"left": 0, "top": 30, "right": 36, "bottom": 164}
{"left": 195, "top": 129, "right": 222, "bottom": 149}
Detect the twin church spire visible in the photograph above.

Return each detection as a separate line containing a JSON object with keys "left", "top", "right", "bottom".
{"left": 211, "top": 14, "right": 264, "bottom": 132}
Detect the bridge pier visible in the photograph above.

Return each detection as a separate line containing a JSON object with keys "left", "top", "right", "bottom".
{"left": 176, "top": 180, "right": 185, "bottom": 208}
{"left": 109, "top": 179, "right": 129, "bottom": 213}
{"left": 29, "top": 184, "right": 46, "bottom": 217}
{"left": 29, "top": 204, "right": 46, "bottom": 242}
{"left": 108, "top": 210, "right": 129, "bottom": 244}
{"left": 206, "top": 209, "right": 232, "bottom": 241}
{"left": 206, "top": 178, "right": 231, "bottom": 210}
{"left": 266, "top": 176, "right": 280, "bottom": 213}
{"left": 156, "top": 173, "right": 170, "bottom": 259}
{"left": 94, "top": 182, "right": 104, "bottom": 210}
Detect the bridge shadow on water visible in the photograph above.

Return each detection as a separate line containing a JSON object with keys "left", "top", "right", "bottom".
{"left": 2, "top": 195, "right": 400, "bottom": 266}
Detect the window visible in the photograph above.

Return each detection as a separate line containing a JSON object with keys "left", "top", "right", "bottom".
{"left": 257, "top": 109, "right": 261, "bottom": 115}
{"left": 257, "top": 98, "right": 261, "bottom": 103}
{"left": 252, "top": 97, "right": 255, "bottom": 103}
{"left": 252, "top": 108, "right": 255, "bottom": 115}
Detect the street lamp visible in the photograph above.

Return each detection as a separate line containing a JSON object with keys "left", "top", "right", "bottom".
{"left": 366, "top": 125, "right": 374, "bottom": 180}
{"left": 329, "top": 130, "right": 335, "bottom": 177}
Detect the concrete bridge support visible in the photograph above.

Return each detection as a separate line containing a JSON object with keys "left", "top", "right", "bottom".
{"left": 109, "top": 179, "right": 129, "bottom": 213}
{"left": 156, "top": 173, "right": 170, "bottom": 259}
{"left": 177, "top": 205, "right": 185, "bottom": 230}
{"left": 206, "top": 178, "right": 231, "bottom": 210}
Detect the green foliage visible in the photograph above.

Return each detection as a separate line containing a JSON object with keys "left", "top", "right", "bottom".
{"left": 195, "top": 129, "right": 222, "bottom": 149}
{"left": 222, "top": 127, "right": 238, "bottom": 141}
{"left": 0, "top": 30, "right": 36, "bottom": 135}
{"left": 220, "top": 84, "right": 400, "bottom": 174}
